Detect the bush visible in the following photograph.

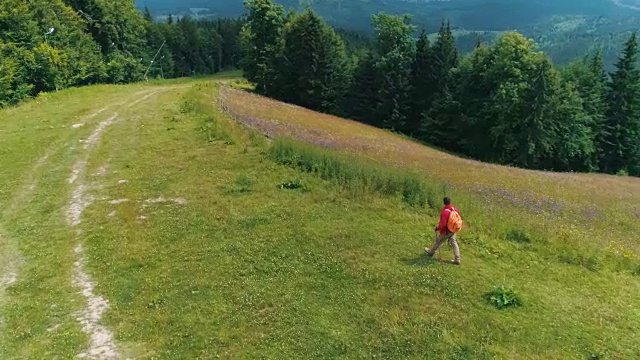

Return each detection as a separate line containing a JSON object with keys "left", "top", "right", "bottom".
{"left": 278, "top": 179, "right": 306, "bottom": 190}
{"left": 268, "top": 138, "right": 438, "bottom": 208}
{"left": 199, "top": 114, "right": 232, "bottom": 143}
{"left": 505, "top": 228, "right": 532, "bottom": 243}
{"left": 484, "top": 285, "right": 522, "bottom": 309}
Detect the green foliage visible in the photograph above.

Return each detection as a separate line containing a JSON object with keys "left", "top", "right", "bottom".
{"left": 0, "top": 0, "right": 243, "bottom": 107}
{"left": 231, "top": 6, "right": 640, "bottom": 176}
{"left": 346, "top": 52, "right": 380, "bottom": 124}
{"left": 408, "top": 30, "right": 433, "bottom": 136}
{"left": 278, "top": 9, "right": 350, "bottom": 114}
{"left": 0, "top": 45, "right": 34, "bottom": 106}
{"left": 602, "top": 33, "right": 640, "bottom": 176}
{"left": 0, "top": 0, "right": 105, "bottom": 105}
{"left": 278, "top": 179, "right": 306, "bottom": 190}
{"left": 200, "top": 114, "right": 232, "bottom": 143}
{"left": 240, "top": 0, "right": 286, "bottom": 95}
{"left": 561, "top": 49, "right": 608, "bottom": 169}
{"left": 420, "top": 20, "right": 459, "bottom": 143}
{"left": 484, "top": 286, "right": 522, "bottom": 309}
{"left": 428, "top": 31, "right": 596, "bottom": 172}
{"left": 371, "top": 13, "right": 416, "bottom": 132}
{"left": 505, "top": 228, "right": 532, "bottom": 244}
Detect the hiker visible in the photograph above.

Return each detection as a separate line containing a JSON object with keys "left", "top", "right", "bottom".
{"left": 424, "top": 197, "right": 462, "bottom": 265}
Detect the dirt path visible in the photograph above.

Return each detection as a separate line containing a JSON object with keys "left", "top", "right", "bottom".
{"left": 0, "top": 84, "right": 179, "bottom": 359}
{"left": 65, "top": 86, "right": 175, "bottom": 359}
{"left": 67, "top": 110, "right": 122, "bottom": 359}
{"left": 0, "top": 230, "right": 20, "bottom": 302}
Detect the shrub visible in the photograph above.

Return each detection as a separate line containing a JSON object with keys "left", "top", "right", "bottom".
{"left": 484, "top": 285, "right": 522, "bottom": 309}
{"left": 200, "top": 114, "right": 231, "bottom": 143}
{"left": 278, "top": 179, "right": 306, "bottom": 190}
{"left": 180, "top": 99, "right": 195, "bottom": 113}
{"left": 505, "top": 228, "right": 532, "bottom": 244}
{"left": 616, "top": 169, "right": 628, "bottom": 177}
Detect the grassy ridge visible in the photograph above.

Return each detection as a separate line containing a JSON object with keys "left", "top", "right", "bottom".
{"left": 218, "top": 84, "right": 640, "bottom": 357}
{"left": 1, "top": 75, "right": 639, "bottom": 358}
{"left": 82, "top": 80, "right": 640, "bottom": 358}
{"left": 220, "top": 86, "right": 640, "bottom": 272}
{"left": 0, "top": 83, "right": 159, "bottom": 358}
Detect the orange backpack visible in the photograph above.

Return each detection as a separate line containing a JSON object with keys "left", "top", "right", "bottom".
{"left": 447, "top": 208, "right": 463, "bottom": 233}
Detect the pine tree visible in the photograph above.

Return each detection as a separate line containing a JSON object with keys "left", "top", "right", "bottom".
{"left": 451, "top": 42, "right": 494, "bottom": 157}
{"left": 371, "top": 13, "right": 415, "bottom": 131}
{"left": 602, "top": 33, "right": 640, "bottom": 175}
{"left": 589, "top": 49, "right": 609, "bottom": 167}
{"left": 430, "top": 20, "right": 458, "bottom": 95}
{"left": 217, "top": 18, "right": 244, "bottom": 70}
{"left": 561, "top": 48, "right": 607, "bottom": 170}
{"left": 423, "top": 85, "right": 463, "bottom": 148}
{"left": 240, "top": 0, "right": 286, "bottom": 95}
{"left": 408, "top": 29, "right": 434, "bottom": 136}
{"left": 143, "top": 6, "right": 153, "bottom": 22}
{"left": 550, "top": 80, "right": 595, "bottom": 172}
{"left": 347, "top": 52, "right": 380, "bottom": 125}
{"left": 278, "top": 9, "right": 350, "bottom": 114}
{"left": 422, "top": 19, "right": 459, "bottom": 143}
{"left": 142, "top": 7, "right": 174, "bottom": 80}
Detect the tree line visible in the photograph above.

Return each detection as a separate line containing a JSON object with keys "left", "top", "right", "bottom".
{"left": 0, "top": 0, "right": 243, "bottom": 107}
{"left": 240, "top": 0, "right": 640, "bottom": 176}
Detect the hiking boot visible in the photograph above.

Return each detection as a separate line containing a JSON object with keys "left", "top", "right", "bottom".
{"left": 450, "top": 260, "right": 460, "bottom": 265}
{"left": 424, "top": 248, "right": 434, "bottom": 257}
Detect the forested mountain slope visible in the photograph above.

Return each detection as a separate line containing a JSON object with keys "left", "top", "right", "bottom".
{"left": 137, "top": 0, "right": 640, "bottom": 68}
{"left": 137, "top": 0, "right": 633, "bottom": 31}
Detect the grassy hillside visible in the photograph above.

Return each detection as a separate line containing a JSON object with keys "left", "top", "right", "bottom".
{"left": 1, "top": 73, "right": 639, "bottom": 359}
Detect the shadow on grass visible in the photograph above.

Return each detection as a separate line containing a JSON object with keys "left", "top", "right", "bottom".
{"left": 401, "top": 254, "right": 442, "bottom": 267}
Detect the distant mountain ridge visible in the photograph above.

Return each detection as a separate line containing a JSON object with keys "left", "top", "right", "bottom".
{"left": 136, "top": 0, "right": 635, "bottom": 31}
{"left": 612, "top": 0, "right": 640, "bottom": 10}
{"left": 135, "top": 0, "right": 640, "bottom": 69}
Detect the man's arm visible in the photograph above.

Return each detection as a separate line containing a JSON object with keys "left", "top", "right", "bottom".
{"left": 436, "top": 209, "right": 449, "bottom": 231}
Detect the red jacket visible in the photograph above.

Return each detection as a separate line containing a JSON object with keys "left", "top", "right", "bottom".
{"left": 436, "top": 204, "right": 459, "bottom": 235}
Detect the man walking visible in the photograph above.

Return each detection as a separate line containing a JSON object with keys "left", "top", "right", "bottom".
{"left": 425, "top": 197, "right": 462, "bottom": 265}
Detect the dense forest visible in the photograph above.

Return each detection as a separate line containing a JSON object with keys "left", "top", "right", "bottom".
{"left": 137, "top": 0, "right": 640, "bottom": 71}
{"left": 1, "top": 0, "right": 639, "bottom": 176}
{"left": 136, "top": 0, "right": 634, "bottom": 32}
{"left": 0, "top": 0, "right": 242, "bottom": 106}
{"left": 240, "top": 0, "right": 640, "bottom": 176}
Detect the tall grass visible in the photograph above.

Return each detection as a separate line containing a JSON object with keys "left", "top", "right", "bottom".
{"left": 268, "top": 138, "right": 439, "bottom": 209}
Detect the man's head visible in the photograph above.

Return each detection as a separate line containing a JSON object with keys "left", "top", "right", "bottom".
{"left": 443, "top": 197, "right": 451, "bottom": 206}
